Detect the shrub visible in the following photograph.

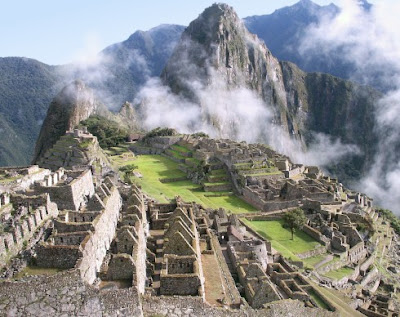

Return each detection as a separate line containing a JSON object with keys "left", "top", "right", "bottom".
{"left": 81, "top": 115, "right": 130, "bottom": 149}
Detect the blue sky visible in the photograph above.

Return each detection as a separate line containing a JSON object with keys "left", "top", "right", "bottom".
{"left": 0, "top": 0, "right": 355, "bottom": 65}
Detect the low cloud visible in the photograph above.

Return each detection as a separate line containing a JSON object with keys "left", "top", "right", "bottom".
{"left": 137, "top": 66, "right": 358, "bottom": 175}
{"left": 299, "top": 0, "right": 400, "bottom": 213}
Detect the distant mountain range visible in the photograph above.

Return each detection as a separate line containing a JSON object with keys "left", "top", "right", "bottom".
{"left": 0, "top": 0, "right": 375, "bottom": 169}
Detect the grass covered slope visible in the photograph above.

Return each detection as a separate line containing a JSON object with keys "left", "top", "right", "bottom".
{"left": 112, "top": 154, "right": 257, "bottom": 214}
{"left": 243, "top": 219, "right": 322, "bottom": 261}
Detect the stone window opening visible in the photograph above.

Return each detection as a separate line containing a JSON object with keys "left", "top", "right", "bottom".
{"left": 82, "top": 217, "right": 85, "bottom": 222}
{"left": 60, "top": 237, "right": 63, "bottom": 243}
{"left": 4, "top": 240, "right": 9, "bottom": 250}
{"left": 74, "top": 217, "right": 77, "bottom": 222}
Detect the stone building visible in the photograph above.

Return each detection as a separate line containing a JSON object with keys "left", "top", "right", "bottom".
{"left": 35, "top": 176, "right": 122, "bottom": 284}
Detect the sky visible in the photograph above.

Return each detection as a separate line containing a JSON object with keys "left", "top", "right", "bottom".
{"left": 1, "top": 0, "right": 343, "bottom": 65}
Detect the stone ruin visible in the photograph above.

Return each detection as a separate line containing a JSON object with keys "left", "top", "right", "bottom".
{"left": 0, "top": 129, "right": 397, "bottom": 316}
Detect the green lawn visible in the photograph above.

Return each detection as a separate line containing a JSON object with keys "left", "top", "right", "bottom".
{"left": 113, "top": 154, "right": 257, "bottom": 214}
{"left": 171, "top": 144, "right": 191, "bottom": 153}
{"left": 308, "top": 289, "right": 330, "bottom": 310}
{"left": 323, "top": 267, "right": 354, "bottom": 280}
{"left": 243, "top": 220, "right": 322, "bottom": 261}
{"left": 302, "top": 254, "right": 327, "bottom": 269}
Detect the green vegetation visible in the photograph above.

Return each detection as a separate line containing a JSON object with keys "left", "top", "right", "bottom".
{"left": 302, "top": 254, "right": 326, "bottom": 268}
{"left": 78, "top": 140, "right": 93, "bottom": 149}
{"left": 308, "top": 289, "right": 330, "bottom": 310}
{"left": 318, "top": 255, "right": 341, "bottom": 270}
{"left": 0, "top": 57, "right": 63, "bottom": 166}
{"left": 282, "top": 208, "right": 307, "bottom": 240}
{"left": 243, "top": 219, "right": 321, "bottom": 261}
{"left": 377, "top": 208, "right": 400, "bottom": 235}
{"left": 191, "top": 132, "right": 209, "bottom": 138}
{"left": 112, "top": 154, "right": 257, "bottom": 214}
{"left": 81, "top": 115, "right": 130, "bottom": 149}
{"left": 142, "top": 127, "right": 178, "bottom": 142}
{"left": 323, "top": 267, "right": 354, "bottom": 280}
{"left": 119, "top": 163, "right": 138, "bottom": 172}
{"left": 171, "top": 144, "right": 191, "bottom": 153}
{"left": 312, "top": 282, "right": 364, "bottom": 317}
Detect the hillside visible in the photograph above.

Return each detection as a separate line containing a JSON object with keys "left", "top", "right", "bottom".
{"left": 0, "top": 57, "right": 65, "bottom": 166}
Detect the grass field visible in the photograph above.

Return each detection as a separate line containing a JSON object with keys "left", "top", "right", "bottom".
{"left": 302, "top": 254, "right": 327, "bottom": 268}
{"left": 112, "top": 154, "right": 257, "bottom": 214}
{"left": 323, "top": 267, "right": 354, "bottom": 280}
{"left": 243, "top": 219, "right": 322, "bottom": 261}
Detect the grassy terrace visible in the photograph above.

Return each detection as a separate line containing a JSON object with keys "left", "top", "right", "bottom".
{"left": 112, "top": 154, "right": 257, "bottom": 214}
{"left": 312, "top": 282, "right": 364, "bottom": 317}
{"left": 243, "top": 219, "right": 322, "bottom": 261}
{"left": 302, "top": 254, "right": 326, "bottom": 268}
{"left": 170, "top": 144, "right": 191, "bottom": 153}
{"left": 323, "top": 267, "right": 354, "bottom": 280}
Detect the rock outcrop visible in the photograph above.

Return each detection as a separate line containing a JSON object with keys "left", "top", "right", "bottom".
{"left": 32, "top": 80, "right": 99, "bottom": 163}
{"left": 162, "top": 3, "right": 295, "bottom": 136}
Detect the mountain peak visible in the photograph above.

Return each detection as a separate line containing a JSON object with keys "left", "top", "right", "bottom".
{"left": 32, "top": 80, "right": 99, "bottom": 163}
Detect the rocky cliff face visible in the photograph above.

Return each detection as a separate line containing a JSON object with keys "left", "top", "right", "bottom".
{"left": 161, "top": 3, "right": 297, "bottom": 136}
{"left": 281, "top": 61, "right": 380, "bottom": 180}
{"left": 32, "top": 80, "right": 99, "bottom": 163}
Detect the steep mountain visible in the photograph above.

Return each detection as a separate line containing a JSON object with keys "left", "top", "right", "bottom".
{"left": 0, "top": 25, "right": 184, "bottom": 167}
{"left": 32, "top": 80, "right": 100, "bottom": 163}
{"left": 0, "top": 57, "right": 65, "bottom": 166}
{"left": 160, "top": 3, "right": 380, "bottom": 181}
{"left": 162, "top": 3, "right": 297, "bottom": 136}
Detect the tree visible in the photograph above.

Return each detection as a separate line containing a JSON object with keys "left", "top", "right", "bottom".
{"left": 282, "top": 208, "right": 307, "bottom": 240}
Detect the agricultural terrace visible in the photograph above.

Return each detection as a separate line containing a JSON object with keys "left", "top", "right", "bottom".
{"left": 111, "top": 152, "right": 258, "bottom": 214}
{"left": 242, "top": 219, "right": 323, "bottom": 262}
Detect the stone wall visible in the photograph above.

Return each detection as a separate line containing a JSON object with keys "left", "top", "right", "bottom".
{"left": 0, "top": 196, "right": 58, "bottom": 269}
{"left": 302, "top": 224, "right": 331, "bottom": 246}
{"left": 36, "top": 169, "right": 95, "bottom": 211}
{"left": 296, "top": 245, "right": 328, "bottom": 260}
{"left": 35, "top": 245, "right": 82, "bottom": 268}
{"left": 76, "top": 186, "right": 121, "bottom": 284}
{"left": 54, "top": 219, "right": 95, "bottom": 233}
{"left": 36, "top": 184, "right": 121, "bottom": 284}
{"left": 242, "top": 187, "right": 298, "bottom": 212}
{"left": 142, "top": 296, "right": 339, "bottom": 317}
{"left": 360, "top": 253, "right": 376, "bottom": 275}
{"left": 0, "top": 269, "right": 142, "bottom": 316}
{"left": 160, "top": 274, "right": 201, "bottom": 296}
